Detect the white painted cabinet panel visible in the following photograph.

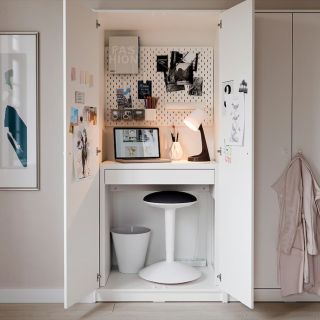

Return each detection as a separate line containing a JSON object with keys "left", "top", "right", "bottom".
{"left": 254, "top": 13, "right": 292, "bottom": 289}
{"left": 217, "top": 0, "right": 254, "bottom": 309}
{"left": 292, "top": 13, "right": 320, "bottom": 181}
{"left": 64, "top": 0, "right": 100, "bottom": 308}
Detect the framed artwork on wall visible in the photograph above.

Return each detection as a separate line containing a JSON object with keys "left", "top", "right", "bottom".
{"left": 0, "top": 32, "right": 39, "bottom": 190}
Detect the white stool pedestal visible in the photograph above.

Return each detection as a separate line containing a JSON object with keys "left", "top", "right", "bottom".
{"left": 139, "top": 200, "right": 201, "bottom": 284}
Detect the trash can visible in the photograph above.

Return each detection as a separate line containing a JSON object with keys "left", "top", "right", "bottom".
{"left": 111, "top": 226, "right": 151, "bottom": 274}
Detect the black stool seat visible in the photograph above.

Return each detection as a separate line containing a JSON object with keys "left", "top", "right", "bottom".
{"left": 143, "top": 191, "right": 197, "bottom": 204}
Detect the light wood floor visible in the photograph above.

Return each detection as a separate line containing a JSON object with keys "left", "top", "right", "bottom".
{"left": 1, "top": 302, "right": 320, "bottom": 320}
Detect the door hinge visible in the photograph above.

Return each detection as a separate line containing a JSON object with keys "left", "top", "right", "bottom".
{"left": 217, "top": 147, "right": 223, "bottom": 155}
{"left": 218, "top": 20, "right": 222, "bottom": 29}
{"left": 97, "top": 273, "right": 101, "bottom": 282}
{"left": 217, "top": 273, "right": 222, "bottom": 282}
{"left": 96, "top": 147, "right": 102, "bottom": 156}
{"left": 96, "top": 19, "right": 101, "bottom": 29}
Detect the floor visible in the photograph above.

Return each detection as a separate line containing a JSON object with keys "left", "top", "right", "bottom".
{"left": 1, "top": 303, "right": 320, "bottom": 320}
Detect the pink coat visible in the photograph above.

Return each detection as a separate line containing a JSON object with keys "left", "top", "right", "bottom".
{"left": 272, "top": 153, "right": 320, "bottom": 296}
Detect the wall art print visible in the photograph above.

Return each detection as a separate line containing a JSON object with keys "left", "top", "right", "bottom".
{"left": 0, "top": 33, "right": 39, "bottom": 189}
{"left": 73, "top": 123, "right": 92, "bottom": 180}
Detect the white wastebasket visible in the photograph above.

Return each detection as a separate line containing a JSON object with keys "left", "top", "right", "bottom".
{"left": 111, "top": 226, "right": 151, "bottom": 274}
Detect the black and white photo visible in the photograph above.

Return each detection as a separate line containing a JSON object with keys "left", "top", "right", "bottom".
{"left": 189, "top": 77, "right": 203, "bottom": 96}
{"left": 156, "top": 55, "right": 168, "bottom": 72}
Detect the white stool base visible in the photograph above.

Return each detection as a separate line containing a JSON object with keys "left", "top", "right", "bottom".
{"left": 139, "top": 261, "right": 201, "bottom": 284}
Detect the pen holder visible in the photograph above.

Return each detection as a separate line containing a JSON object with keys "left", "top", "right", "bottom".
{"left": 145, "top": 109, "right": 157, "bottom": 121}
{"left": 169, "top": 142, "right": 183, "bottom": 160}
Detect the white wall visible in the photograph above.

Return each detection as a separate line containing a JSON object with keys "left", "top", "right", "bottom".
{"left": 0, "top": 0, "right": 64, "bottom": 290}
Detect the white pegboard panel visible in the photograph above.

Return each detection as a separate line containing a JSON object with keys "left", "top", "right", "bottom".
{"left": 105, "top": 47, "right": 213, "bottom": 127}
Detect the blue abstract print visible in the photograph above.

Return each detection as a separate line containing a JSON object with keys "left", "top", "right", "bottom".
{"left": 4, "top": 105, "right": 27, "bottom": 167}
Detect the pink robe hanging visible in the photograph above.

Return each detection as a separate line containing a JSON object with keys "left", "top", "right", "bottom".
{"left": 272, "top": 154, "right": 320, "bottom": 296}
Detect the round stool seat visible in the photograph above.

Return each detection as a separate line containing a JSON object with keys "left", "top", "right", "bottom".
{"left": 143, "top": 191, "right": 197, "bottom": 209}
{"left": 144, "top": 191, "right": 197, "bottom": 204}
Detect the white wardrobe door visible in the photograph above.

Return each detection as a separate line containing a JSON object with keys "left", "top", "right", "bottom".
{"left": 293, "top": 13, "right": 320, "bottom": 181}
{"left": 255, "top": 13, "right": 292, "bottom": 289}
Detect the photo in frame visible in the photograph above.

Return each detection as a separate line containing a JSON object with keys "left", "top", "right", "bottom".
{"left": 0, "top": 32, "right": 39, "bottom": 189}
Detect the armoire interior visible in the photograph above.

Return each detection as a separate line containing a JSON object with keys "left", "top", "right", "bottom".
{"left": 98, "top": 10, "right": 220, "bottom": 302}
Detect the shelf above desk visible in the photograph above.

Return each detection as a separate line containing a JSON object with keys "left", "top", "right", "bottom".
{"left": 101, "top": 160, "right": 216, "bottom": 185}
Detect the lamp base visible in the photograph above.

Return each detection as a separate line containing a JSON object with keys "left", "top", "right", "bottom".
{"left": 188, "top": 151, "right": 210, "bottom": 162}
{"left": 187, "top": 124, "right": 210, "bottom": 162}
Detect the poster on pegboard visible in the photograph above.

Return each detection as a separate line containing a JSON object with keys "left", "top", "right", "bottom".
{"left": 104, "top": 47, "right": 214, "bottom": 127}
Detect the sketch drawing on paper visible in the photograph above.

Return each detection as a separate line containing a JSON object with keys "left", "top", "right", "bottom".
{"left": 227, "top": 96, "right": 244, "bottom": 146}
{"left": 223, "top": 80, "right": 245, "bottom": 146}
{"left": 239, "top": 79, "right": 248, "bottom": 94}
{"left": 73, "top": 124, "right": 91, "bottom": 180}
{"left": 223, "top": 81, "right": 233, "bottom": 115}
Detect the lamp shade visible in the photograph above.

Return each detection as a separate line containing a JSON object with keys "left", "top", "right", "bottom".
{"left": 183, "top": 109, "right": 206, "bottom": 131}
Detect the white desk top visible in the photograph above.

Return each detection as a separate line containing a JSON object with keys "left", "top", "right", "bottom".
{"left": 101, "top": 160, "right": 216, "bottom": 170}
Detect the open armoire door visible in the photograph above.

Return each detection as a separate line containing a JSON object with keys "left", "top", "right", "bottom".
{"left": 64, "top": 0, "right": 101, "bottom": 308}
{"left": 216, "top": 0, "right": 254, "bottom": 309}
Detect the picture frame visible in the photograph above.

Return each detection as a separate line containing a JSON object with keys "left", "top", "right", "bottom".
{"left": 0, "top": 32, "right": 40, "bottom": 190}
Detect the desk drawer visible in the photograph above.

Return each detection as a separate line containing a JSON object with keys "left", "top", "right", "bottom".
{"left": 104, "top": 169, "right": 215, "bottom": 185}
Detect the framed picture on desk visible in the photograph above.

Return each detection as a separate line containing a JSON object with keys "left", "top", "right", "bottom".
{"left": 0, "top": 32, "right": 39, "bottom": 189}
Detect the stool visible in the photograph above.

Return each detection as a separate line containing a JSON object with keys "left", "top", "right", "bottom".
{"left": 138, "top": 191, "right": 201, "bottom": 284}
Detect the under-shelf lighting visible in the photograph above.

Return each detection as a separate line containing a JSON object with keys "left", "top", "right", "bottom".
{"left": 165, "top": 102, "right": 205, "bottom": 111}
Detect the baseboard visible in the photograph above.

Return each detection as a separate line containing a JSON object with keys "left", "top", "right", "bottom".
{"left": 1, "top": 288, "right": 319, "bottom": 304}
{"left": 255, "top": 288, "right": 320, "bottom": 302}
{"left": 0, "top": 289, "right": 64, "bottom": 303}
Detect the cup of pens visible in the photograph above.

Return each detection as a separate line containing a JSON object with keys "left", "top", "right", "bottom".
{"left": 144, "top": 96, "right": 159, "bottom": 121}
{"left": 169, "top": 125, "right": 183, "bottom": 160}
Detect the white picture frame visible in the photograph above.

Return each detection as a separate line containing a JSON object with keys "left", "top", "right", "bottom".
{"left": 0, "top": 32, "right": 39, "bottom": 190}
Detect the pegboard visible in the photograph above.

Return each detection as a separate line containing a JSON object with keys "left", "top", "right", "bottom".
{"left": 105, "top": 47, "right": 214, "bottom": 127}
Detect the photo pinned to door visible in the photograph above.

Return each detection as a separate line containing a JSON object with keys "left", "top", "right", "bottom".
{"left": 83, "top": 106, "right": 97, "bottom": 125}
{"left": 69, "top": 106, "right": 79, "bottom": 133}
{"left": 73, "top": 115, "right": 92, "bottom": 181}
{"left": 75, "top": 91, "right": 85, "bottom": 104}
{"left": 222, "top": 78, "right": 247, "bottom": 147}
{"left": 239, "top": 79, "right": 248, "bottom": 94}
{"left": 223, "top": 80, "right": 233, "bottom": 114}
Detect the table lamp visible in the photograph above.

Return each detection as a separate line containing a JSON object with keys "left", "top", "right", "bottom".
{"left": 183, "top": 109, "right": 210, "bottom": 162}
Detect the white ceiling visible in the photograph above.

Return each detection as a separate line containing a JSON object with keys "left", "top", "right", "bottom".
{"left": 98, "top": 11, "right": 220, "bottom": 46}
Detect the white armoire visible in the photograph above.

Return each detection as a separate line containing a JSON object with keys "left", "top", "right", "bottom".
{"left": 64, "top": 0, "right": 255, "bottom": 309}
{"left": 255, "top": 12, "right": 320, "bottom": 298}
